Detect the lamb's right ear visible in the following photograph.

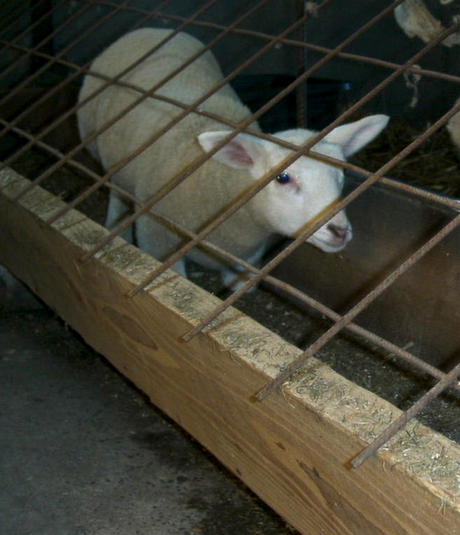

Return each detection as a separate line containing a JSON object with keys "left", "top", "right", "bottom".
{"left": 324, "top": 115, "right": 389, "bottom": 157}
{"left": 198, "top": 131, "right": 263, "bottom": 169}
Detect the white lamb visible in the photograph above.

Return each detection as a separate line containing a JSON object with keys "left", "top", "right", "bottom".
{"left": 77, "top": 28, "right": 388, "bottom": 289}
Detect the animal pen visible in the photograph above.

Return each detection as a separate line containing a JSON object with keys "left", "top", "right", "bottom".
{"left": 1, "top": 0, "right": 460, "bottom": 533}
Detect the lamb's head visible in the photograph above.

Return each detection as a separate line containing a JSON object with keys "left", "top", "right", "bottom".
{"left": 198, "top": 114, "right": 389, "bottom": 253}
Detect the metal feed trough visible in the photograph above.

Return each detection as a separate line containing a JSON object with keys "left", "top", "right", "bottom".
{"left": 1, "top": 1, "right": 460, "bottom": 533}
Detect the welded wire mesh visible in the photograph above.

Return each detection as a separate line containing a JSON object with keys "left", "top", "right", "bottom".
{"left": 1, "top": 0, "right": 460, "bottom": 467}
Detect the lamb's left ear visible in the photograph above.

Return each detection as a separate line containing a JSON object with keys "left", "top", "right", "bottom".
{"left": 324, "top": 115, "right": 389, "bottom": 157}
{"left": 198, "top": 131, "right": 264, "bottom": 169}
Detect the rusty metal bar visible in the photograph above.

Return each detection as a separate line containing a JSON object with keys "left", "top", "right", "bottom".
{"left": 30, "top": 0, "right": 55, "bottom": 73}
{"left": 77, "top": 0, "right": 408, "bottom": 265}
{"left": 350, "top": 359, "right": 460, "bottom": 469}
{"left": 295, "top": 0, "right": 307, "bottom": 128}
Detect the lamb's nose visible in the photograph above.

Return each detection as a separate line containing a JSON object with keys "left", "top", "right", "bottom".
{"left": 327, "top": 224, "right": 348, "bottom": 240}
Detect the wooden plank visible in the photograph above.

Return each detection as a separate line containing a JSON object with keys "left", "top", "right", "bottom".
{"left": 1, "top": 167, "right": 460, "bottom": 535}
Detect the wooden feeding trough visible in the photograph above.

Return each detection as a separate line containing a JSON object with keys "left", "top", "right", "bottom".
{"left": 1, "top": 167, "right": 460, "bottom": 535}
{"left": 2, "top": 1, "right": 460, "bottom": 532}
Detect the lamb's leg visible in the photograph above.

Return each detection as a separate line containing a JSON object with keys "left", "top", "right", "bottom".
{"left": 221, "top": 246, "right": 265, "bottom": 292}
{"left": 105, "top": 191, "right": 134, "bottom": 243}
{"left": 170, "top": 258, "right": 187, "bottom": 278}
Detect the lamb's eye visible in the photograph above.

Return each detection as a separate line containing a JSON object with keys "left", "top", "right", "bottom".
{"left": 276, "top": 172, "right": 291, "bottom": 184}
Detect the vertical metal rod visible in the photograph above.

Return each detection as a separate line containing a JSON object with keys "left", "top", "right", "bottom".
{"left": 295, "top": 0, "right": 307, "bottom": 128}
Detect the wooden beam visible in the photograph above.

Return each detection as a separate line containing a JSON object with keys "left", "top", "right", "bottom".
{"left": 1, "top": 167, "right": 460, "bottom": 535}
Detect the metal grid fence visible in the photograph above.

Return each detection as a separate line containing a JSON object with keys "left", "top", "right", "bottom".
{"left": 1, "top": 0, "right": 460, "bottom": 468}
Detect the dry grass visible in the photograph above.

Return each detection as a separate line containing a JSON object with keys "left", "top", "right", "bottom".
{"left": 351, "top": 119, "right": 460, "bottom": 198}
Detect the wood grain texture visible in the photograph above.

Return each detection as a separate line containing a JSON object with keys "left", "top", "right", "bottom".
{"left": 1, "top": 167, "right": 460, "bottom": 535}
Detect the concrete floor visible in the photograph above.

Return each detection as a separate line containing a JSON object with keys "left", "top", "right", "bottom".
{"left": 0, "top": 272, "right": 298, "bottom": 535}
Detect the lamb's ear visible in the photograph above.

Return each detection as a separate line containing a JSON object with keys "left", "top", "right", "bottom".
{"left": 198, "top": 131, "right": 263, "bottom": 169}
{"left": 324, "top": 115, "right": 389, "bottom": 157}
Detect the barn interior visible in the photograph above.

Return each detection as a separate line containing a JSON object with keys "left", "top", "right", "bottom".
{"left": 2, "top": 1, "right": 460, "bottom": 534}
